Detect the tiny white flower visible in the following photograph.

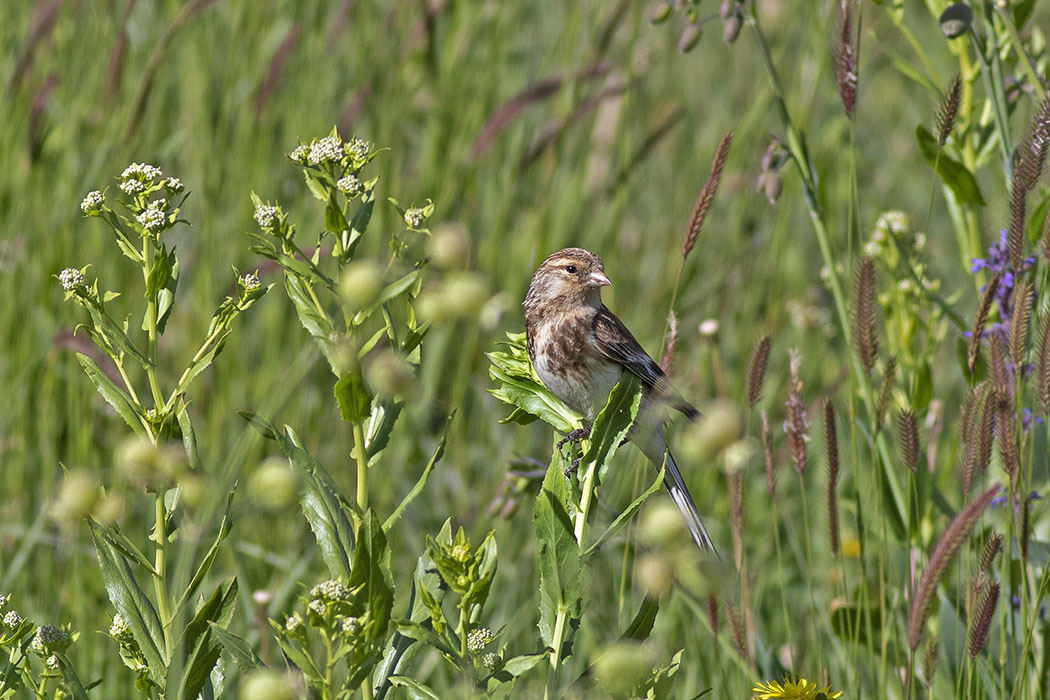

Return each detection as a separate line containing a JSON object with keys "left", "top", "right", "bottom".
{"left": 340, "top": 616, "right": 360, "bottom": 634}
{"left": 164, "top": 177, "right": 183, "bottom": 193}
{"left": 109, "top": 613, "right": 130, "bottom": 638}
{"left": 150, "top": 197, "right": 167, "bottom": 210}
{"left": 311, "top": 580, "right": 351, "bottom": 601}
{"left": 308, "top": 136, "right": 344, "bottom": 165}
{"left": 699, "top": 319, "right": 719, "bottom": 337}
{"left": 285, "top": 613, "right": 303, "bottom": 632}
{"left": 466, "top": 627, "right": 494, "bottom": 653}
{"left": 3, "top": 610, "right": 23, "bottom": 629}
{"left": 241, "top": 271, "right": 260, "bottom": 293}
{"left": 35, "top": 625, "right": 71, "bottom": 653}
{"left": 863, "top": 241, "right": 881, "bottom": 257}
{"left": 346, "top": 138, "right": 371, "bottom": 159}
{"left": 483, "top": 652, "right": 499, "bottom": 669}
{"left": 144, "top": 408, "right": 158, "bottom": 422}
{"left": 897, "top": 279, "right": 914, "bottom": 293}
{"left": 913, "top": 232, "right": 926, "bottom": 251}
{"left": 289, "top": 144, "right": 309, "bottom": 163}
{"left": 0, "top": 593, "right": 11, "bottom": 608}
{"left": 254, "top": 204, "right": 279, "bottom": 229}
{"left": 119, "top": 179, "right": 146, "bottom": 195}
{"left": 46, "top": 654, "right": 59, "bottom": 670}
{"left": 307, "top": 599, "right": 326, "bottom": 616}
{"left": 121, "top": 163, "right": 162, "bottom": 182}
{"left": 403, "top": 207, "right": 425, "bottom": 228}
{"left": 336, "top": 175, "right": 362, "bottom": 196}
{"left": 80, "top": 190, "right": 104, "bottom": 214}
{"left": 136, "top": 207, "right": 167, "bottom": 233}
{"left": 59, "top": 268, "right": 84, "bottom": 291}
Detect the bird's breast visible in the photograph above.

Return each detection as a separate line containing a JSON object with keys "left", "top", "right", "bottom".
{"left": 527, "top": 315, "right": 622, "bottom": 421}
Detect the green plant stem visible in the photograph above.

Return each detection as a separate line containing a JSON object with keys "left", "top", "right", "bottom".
{"left": 353, "top": 421, "right": 369, "bottom": 516}
{"left": 141, "top": 238, "right": 166, "bottom": 411}
{"left": 995, "top": 7, "right": 1047, "bottom": 101}
{"left": 544, "top": 605, "right": 568, "bottom": 700}
{"left": 152, "top": 493, "right": 173, "bottom": 656}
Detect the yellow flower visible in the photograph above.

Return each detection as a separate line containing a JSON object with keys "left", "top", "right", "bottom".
{"left": 752, "top": 676, "right": 843, "bottom": 699}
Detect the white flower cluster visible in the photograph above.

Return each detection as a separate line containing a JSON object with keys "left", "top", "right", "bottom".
{"left": 241, "top": 271, "right": 261, "bottom": 293}
{"left": 311, "top": 579, "right": 351, "bottom": 602}
{"left": 337, "top": 175, "right": 362, "bottom": 196}
{"left": 466, "top": 627, "right": 494, "bottom": 653}
{"left": 33, "top": 624, "right": 71, "bottom": 653}
{"left": 308, "top": 136, "right": 344, "bottom": 165}
{"left": 59, "top": 268, "right": 84, "bottom": 291}
{"left": 109, "top": 613, "right": 131, "bottom": 638}
{"left": 3, "top": 610, "right": 23, "bottom": 629}
{"left": 136, "top": 201, "right": 168, "bottom": 233}
{"left": 164, "top": 177, "right": 183, "bottom": 193}
{"left": 339, "top": 616, "right": 360, "bottom": 634}
{"left": 345, "top": 138, "right": 371, "bottom": 160}
{"left": 121, "top": 163, "right": 163, "bottom": 182}
{"left": 403, "top": 207, "right": 425, "bottom": 228}
{"left": 285, "top": 612, "right": 303, "bottom": 632}
{"left": 254, "top": 204, "right": 279, "bottom": 229}
{"left": 289, "top": 144, "right": 309, "bottom": 163}
{"left": 80, "top": 190, "right": 104, "bottom": 214}
{"left": 119, "top": 179, "right": 146, "bottom": 195}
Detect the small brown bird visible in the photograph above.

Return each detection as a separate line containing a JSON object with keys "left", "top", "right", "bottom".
{"left": 524, "top": 247, "right": 716, "bottom": 554}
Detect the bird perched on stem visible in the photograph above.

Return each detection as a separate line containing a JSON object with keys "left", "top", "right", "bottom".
{"left": 523, "top": 247, "right": 716, "bottom": 554}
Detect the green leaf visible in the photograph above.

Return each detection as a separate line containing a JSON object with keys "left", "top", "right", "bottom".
{"left": 830, "top": 601, "right": 883, "bottom": 647}
{"left": 238, "top": 411, "right": 279, "bottom": 440}
{"left": 585, "top": 464, "right": 664, "bottom": 557}
{"left": 95, "top": 523, "right": 158, "bottom": 575}
{"left": 583, "top": 373, "right": 642, "bottom": 483}
{"left": 171, "top": 577, "right": 238, "bottom": 700}
{"left": 89, "top": 520, "right": 167, "bottom": 685}
{"left": 344, "top": 511, "right": 395, "bottom": 688}
{"left": 915, "top": 125, "right": 986, "bottom": 207}
{"left": 335, "top": 371, "right": 373, "bottom": 423}
{"left": 207, "top": 623, "right": 263, "bottom": 673}
{"left": 55, "top": 654, "right": 91, "bottom": 700}
{"left": 174, "top": 488, "right": 236, "bottom": 615}
{"left": 175, "top": 399, "right": 199, "bottom": 469}
{"left": 534, "top": 452, "right": 582, "bottom": 649}
{"left": 365, "top": 399, "right": 404, "bottom": 465}
{"left": 344, "top": 191, "right": 375, "bottom": 260}
{"left": 384, "top": 412, "right": 454, "bottom": 531}
{"left": 621, "top": 596, "right": 660, "bottom": 641}
{"left": 499, "top": 651, "right": 547, "bottom": 677}
{"left": 487, "top": 333, "right": 580, "bottom": 433}
{"left": 352, "top": 268, "right": 421, "bottom": 326}
{"left": 284, "top": 274, "right": 339, "bottom": 371}
{"left": 75, "top": 354, "right": 144, "bottom": 433}
{"left": 325, "top": 191, "right": 350, "bottom": 234}
{"left": 388, "top": 676, "right": 443, "bottom": 700}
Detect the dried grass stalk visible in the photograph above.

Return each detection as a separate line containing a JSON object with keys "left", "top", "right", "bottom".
{"left": 908, "top": 484, "right": 1000, "bottom": 651}
{"left": 682, "top": 130, "right": 733, "bottom": 260}
{"left": 852, "top": 257, "right": 879, "bottom": 376}
{"left": 746, "top": 336, "right": 772, "bottom": 408}
{"left": 762, "top": 409, "right": 776, "bottom": 497}
{"left": 968, "top": 273, "right": 1000, "bottom": 374}
{"left": 899, "top": 410, "right": 920, "bottom": 473}
{"left": 1010, "top": 280, "right": 1034, "bottom": 370}
{"left": 967, "top": 581, "right": 1000, "bottom": 660}
{"left": 979, "top": 533, "right": 1003, "bottom": 572}
{"left": 785, "top": 350, "right": 808, "bottom": 474}
{"left": 836, "top": 1, "right": 857, "bottom": 118}
{"left": 824, "top": 400, "right": 840, "bottom": 555}
{"left": 937, "top": 76, "right": 961, "bottom": 146}
{"left": 1036, "top": 312, "right": 1050, "bottom": 416}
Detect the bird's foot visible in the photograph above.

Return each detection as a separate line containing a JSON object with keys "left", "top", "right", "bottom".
{"left": 556, "top": 427, "right": 591, "bottom": 452}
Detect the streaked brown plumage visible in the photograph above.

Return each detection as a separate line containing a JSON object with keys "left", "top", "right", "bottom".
{"left": 524, "top": 247, "right": 716, "bottom": 554}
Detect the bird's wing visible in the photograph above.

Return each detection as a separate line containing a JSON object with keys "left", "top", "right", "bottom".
{"left": 592, "top": 307, "right": 699, "bottom": 419}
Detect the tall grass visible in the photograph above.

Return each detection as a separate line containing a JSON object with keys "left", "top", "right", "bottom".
{"left": 2, "top": 0, "right": 1050, "bottom": 697}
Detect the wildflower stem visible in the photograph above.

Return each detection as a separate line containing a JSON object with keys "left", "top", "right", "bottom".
{"left": 152, "top": 493, "right": 173, "bottom": 657}
{"left": 994, "top": 8, "right": 1046, "bottom": 101}
{"left": 353, "top": 421, "right": 369, "bottom": 516}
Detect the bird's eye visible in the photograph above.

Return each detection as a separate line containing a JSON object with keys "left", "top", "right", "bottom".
{"left": 565, "top": 265, "right": 578, "bottom": 274}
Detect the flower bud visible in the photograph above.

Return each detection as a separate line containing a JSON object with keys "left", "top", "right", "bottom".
{"left": 429, "top": 223, "right": 470, "bottom": 269}
{"left": 50, "top": 471, "right": 99, "bottom": 528}
{"left": 678, "top": 400, "right": 742, "bottom": 461}
{"left": 241, "top": 670, "right": 299, "bottom": 700}
{"left": 636, "top": 553, "right": 674, "bottom": 597}
{"left": 638, "top": 500, "right": 686, "bottom": 547}
{"left": 339, "top": 262, "right": 384, "bottom": 310}
{"left": 593, "top": 642, "right": 654, "bottom": 696}
{"left": 249, "top": 457, "right": 299, "bottom": 510}
{"left": 940, "top": 3, "right": 972, "bottom": 39}
{"left": 364, "top": 349, "right": 415, "bottom": 398}
{"left": 757, "top": 171, "right": 782, "bottom": 203}
{"left": 678, "top": 24, "right": 701, "bottom": 53}
{"left": 649, "top": 2, "right": 671, "bottom": 24}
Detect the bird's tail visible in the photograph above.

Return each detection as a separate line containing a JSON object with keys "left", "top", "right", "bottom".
{"left": 662, "top": 449, "right": 718, "bottom": 557}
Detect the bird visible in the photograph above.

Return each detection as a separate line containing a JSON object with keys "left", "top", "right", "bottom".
{"left": 523, "top": 247, "right": 716, "bottom": 554}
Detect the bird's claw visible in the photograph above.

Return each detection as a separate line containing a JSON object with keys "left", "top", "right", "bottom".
{"left": 556, "top": 427, "right": 591, "bottom": 452}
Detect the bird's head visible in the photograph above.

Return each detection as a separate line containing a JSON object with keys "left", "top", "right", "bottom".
{"left": 524, "top": 247, "right": 611, "bottom": 312}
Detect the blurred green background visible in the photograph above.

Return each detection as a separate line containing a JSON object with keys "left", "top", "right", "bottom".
{"left": 2, "top": 0, "right": 1048, "bottom": 696}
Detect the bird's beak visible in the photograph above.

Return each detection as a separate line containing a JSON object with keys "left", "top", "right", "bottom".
{"left": 588, "top": 271, "right": 612, "bottom": 288}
